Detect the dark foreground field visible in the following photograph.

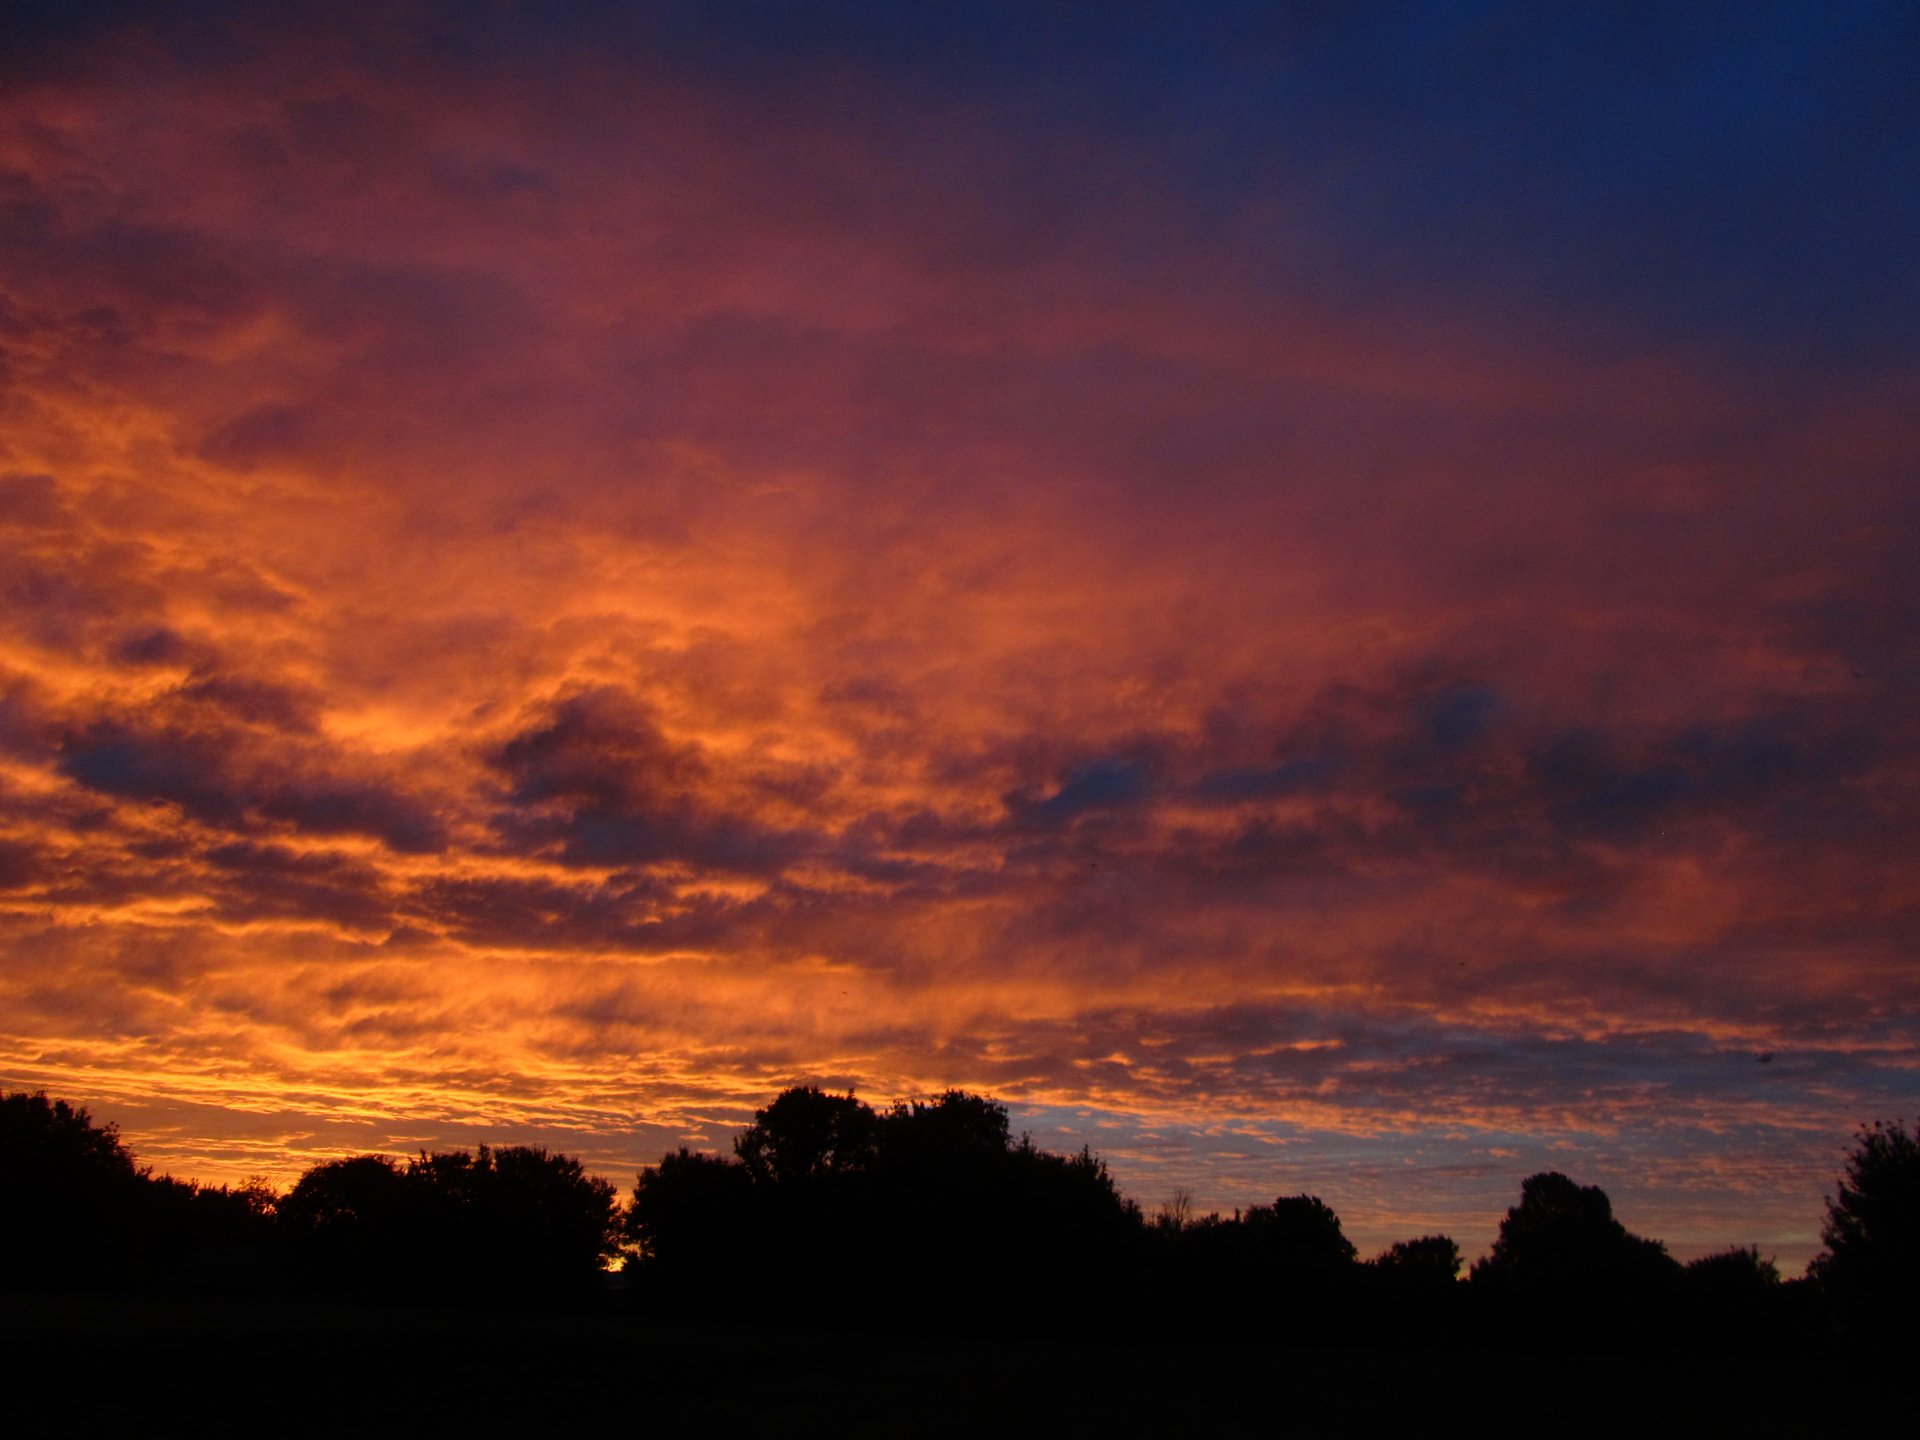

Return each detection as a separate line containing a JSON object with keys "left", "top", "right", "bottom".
{"left": 2, "top": 1294, "right": 1844, "bottom": 1437}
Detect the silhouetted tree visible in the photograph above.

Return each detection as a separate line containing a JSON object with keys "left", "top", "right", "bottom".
{"left": 233, "top": 1174, "right": 281, "bottom": 1219}
{"left": 1372, "top": 1234, "right": 1462, "bottom": 1283}
{"left": 1474, "top": 1172, "right": 1676, "bottom": 1289}
{"left": 860, "top": 1091, "right": 1021, "bottom": 1319}
{"left": 277, "top": 1155, "right": 418, "bottom": 1296}
{"left": 1685, "top": 1245, "right": 1779, "bottom": 1293}
{"left": 0, "top": 1090, "right": 137, "bottom": 1186}
{"left": 0, "top": 1090, "right": 142, "bottom": 1290}
{"left": 1244, "top": 1193, "right": 1358, "bottom": 1272}
{"left": 628, "top": 1147, "right": 753, "bottom": 1267}
{"left": 1000, "top": 1138, "right": 1136, "bottom": 1243}
{"left": 627, "top": 1087, "right": 1149, "bottom": 1331}
{"left": 1, "top": 1090, "right": 289, "bottom": 1293}
{"left": 129, "top": 1174, "right": 281, "bottom": 1292}
{"left": 1679, "top": 1246, "right": 1804, "bottom": 1351}
{"left": 407, "top": 1144, "right": 620, "bottom": 1299}
{"left": 279, "top": 1154, "right": 412, "bottom": 1232}
{"left": 735, "top": 1086, "right": 879, "bottom": 1185}
{"left": 1152, "top": 1188, "right": 1196, "bottom": 1233}
{"left": 1231, "top": 1194, "right": 1362, "bottom": 1337}
{"left": 1471, "top": 1171, "right": 1681, "bottom": 1345}
{"left": 479, "top": 1145, "right": 620, "bottom": 1282}
{"left": 1811, "top": 1119, "right": 1920, "bottom": 1344}
{"left": 279, "top": 1145, "right": 618, "bottom": 1303}
{"left": 877, "top": 1090, "right": 1012, "bottom": 1177}
{"left": 986, "top": 1137, "right": 1141, "bottom": 1328}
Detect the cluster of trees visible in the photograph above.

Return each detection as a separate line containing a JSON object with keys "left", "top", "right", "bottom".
{"left": 0, "top": 1090, "right": 275, "bottom": 1293}
{"left": 278, "top": 1145, "right": 620, "bottom": 1301}
{"left": 3, "top": 1085, "right": 1915, "bottom": 1348}
{"left": 0, "top": 1090, "right": 617, "bottom": 1301}
{"left": 631, "top": 1087, "right": 1138, "bottom": 1327}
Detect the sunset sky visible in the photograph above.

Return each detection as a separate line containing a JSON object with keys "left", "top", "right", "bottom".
{"left": 2, "top": 2, "right": 1916, "bottom": 1270}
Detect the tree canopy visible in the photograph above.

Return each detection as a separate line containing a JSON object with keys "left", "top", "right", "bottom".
{"left": 628, "top": 1085, "right": 1141, "bottom": 1326}
{"left": 734, "top": 1085, "right": 880, "bottom": 1185}
{"left": 1244, "top": 1193, "right": 1358, "bottom": 1272}
{"left": 277, "top": 1145, "right": 619, "bottom": 1300}
{"left": 1812, "top": 1119, "right": 1920, "bottom": 1341}
{"left": 1, "top": 1089, "right": 281, "bottom": 1292}
{"left": 0, "top": 1090, "right": 143, "bottom": 1289}
{"left": 1472, "top": 1171, "right": 1678, "bottom": 1291}
{"left": 1373, "top": 1234, "right": 1463, "bottom": 1282}
{"left": 14, "top": 1081, "right": 1920, "bottom": 1354}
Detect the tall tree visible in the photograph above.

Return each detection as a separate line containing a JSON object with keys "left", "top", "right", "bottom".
{"left": 1812, "top": 1120, "right": 1920, "bottom": 1343}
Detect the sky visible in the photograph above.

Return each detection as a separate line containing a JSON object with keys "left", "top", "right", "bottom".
{"left": 1, "top": 1, "right": 1916, "bottom": 1270}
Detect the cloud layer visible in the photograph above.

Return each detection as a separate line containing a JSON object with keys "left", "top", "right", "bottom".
{"left": 2, "top": 3, "right": 1916, "bottom": 1266}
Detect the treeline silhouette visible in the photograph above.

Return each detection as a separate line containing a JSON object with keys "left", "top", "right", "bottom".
{"left": 4, "top": 1086, "right": 1914, "bottom": 1352}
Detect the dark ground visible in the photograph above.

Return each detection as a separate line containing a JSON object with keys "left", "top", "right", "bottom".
{"left": 1, "top": 1294, "right": 1841, "bottom": 1436}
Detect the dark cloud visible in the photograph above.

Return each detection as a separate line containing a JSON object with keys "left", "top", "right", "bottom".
{"left": 258, "top": 778, "right": 444, "bottom": 855}
{"left": 195, "top": 404, "right": 320, "bottom": 471}
{"left": 410, "top": 872, "right": 671, "bottom": 954}
{"left": 199, "top": 841, "right": 394, "bottom": 934}
{"left": 488, "top": 688, "right": 813, "bottom": 873}
{"left": 110, "top": 627, "right": 199, "bottom": 668}
{"left": 56, "top": 717, "right": 445, "bottom": 854}
{"left": 493, "top": 688, "right": 706, "bottom": 813}
{"left": 1193, "top": 757, "right": 1337, "bottom": 804}
{"left": 1008, "top": 756, "right": 1157, "bottom": 829}
{"left": 58, "top": 720, "right": 249, "bottom": 827}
